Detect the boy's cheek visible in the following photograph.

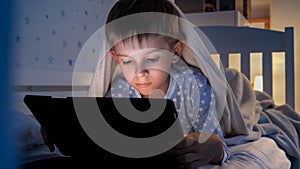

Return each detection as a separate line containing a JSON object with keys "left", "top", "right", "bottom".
{"left": 121, "top": 69, "right": 136, "bottom": 81}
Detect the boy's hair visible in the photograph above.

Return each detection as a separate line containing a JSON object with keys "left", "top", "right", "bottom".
{"left": 105, "top": 0, "right": 184, "bottom": 48}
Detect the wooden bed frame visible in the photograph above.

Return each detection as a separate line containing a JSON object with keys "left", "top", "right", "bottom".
{"left": 199, "top": 26, "right": 295, "bottom": 108}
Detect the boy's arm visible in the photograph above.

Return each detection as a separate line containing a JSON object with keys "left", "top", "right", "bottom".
{"left": 167, "top": 74, "right": 228, "bottom": 168}
{"left": 191, "top": 70, "right": 229, "bottom": 164}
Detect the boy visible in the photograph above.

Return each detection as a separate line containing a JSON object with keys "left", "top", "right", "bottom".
{"left": 96, "top": 0, "right": 229, "bottom": 168}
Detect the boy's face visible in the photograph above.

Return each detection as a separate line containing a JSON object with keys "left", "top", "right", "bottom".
{"left": 110, "top": 36, "right": 182, "bottom": 98}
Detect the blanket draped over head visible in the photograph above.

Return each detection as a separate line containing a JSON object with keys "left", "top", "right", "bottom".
{"left": 73, "top": 2, "right": 299, "bottom": 168}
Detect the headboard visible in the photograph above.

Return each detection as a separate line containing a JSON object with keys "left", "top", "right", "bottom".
{"left": 199, "top": 26, "right": 295, "bottom": 108}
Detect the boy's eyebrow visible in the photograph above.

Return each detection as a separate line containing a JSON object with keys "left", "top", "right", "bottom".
{"left": 116, "top": 53, "right": 129, "bottom": 57}
{"left": 115, "top": 48, "right": 168, "bottom": 58}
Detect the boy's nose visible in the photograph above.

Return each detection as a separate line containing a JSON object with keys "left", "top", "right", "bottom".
{"left": 136, "top": 69, "right": 149, "bottom": 77}
{"left": 135, "top": 62, "right": 148, "bottom": 76}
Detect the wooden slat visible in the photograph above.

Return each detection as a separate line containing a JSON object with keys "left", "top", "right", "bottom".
{"left": 241, "top": 52, "right": 250, "bottom": 80}
{"left": 285, "top": 27, "right": 295, "bottom": 108}
{"left": 262, "top": 51, "right": 272, "bottom": 97}
{"left": 219, "top": 52, "right": 229, "bottom": 68}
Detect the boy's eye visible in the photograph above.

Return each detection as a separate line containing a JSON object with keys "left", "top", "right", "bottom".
{"left": 146, "top": 57, "right": 159, "bottom": 62}
{"left": 122, "top": 60, "right": 132, "bottom": 65}
{"left": 119, "top": 56, "right": 133, "bottom": 65}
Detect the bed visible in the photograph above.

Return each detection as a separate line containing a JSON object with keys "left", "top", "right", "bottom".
{"left": 13, "top": 26, "right": 299, "bottom": 169}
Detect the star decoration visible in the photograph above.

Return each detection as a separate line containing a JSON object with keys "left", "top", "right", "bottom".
{"left": 62, "top": 40, "right": 68, "bottom": 48}
{"left": 60, "top": 9, "right": 66, "bottom": 17}
{"left": 52, "top": 29, "right": 56, "bottom": 36}
{"left": 77, "top": 41, "right": 82, "bottom": 48}
{"left": 24, "top": 16, "right": 31, "bottom": 25}
{"left": 95, "top": 14, "right": 99, "bottom": 20}
{"left": 83, "top": 24, "right": 87, "bottom": 31}
{"left": 48, "top": 56, "right": 54, "bottom": 64}
{"left": 68, "top": 59, "right": 73, "bottom": 66}
{"left": 16, "top": 35, "right": 21, "bottom": 43}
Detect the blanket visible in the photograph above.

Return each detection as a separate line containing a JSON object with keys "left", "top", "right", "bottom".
{"left": 224, "top": 68, "right": 300, "bottom": 169}
{"left": 255, "top": 90, "right": 300, "bottom": 169}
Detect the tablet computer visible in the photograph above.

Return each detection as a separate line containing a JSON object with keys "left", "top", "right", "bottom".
{"left": 23, "top": 95, "right": 183, "bottom": 168}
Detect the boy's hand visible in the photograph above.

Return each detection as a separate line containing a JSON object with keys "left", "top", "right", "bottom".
{"left": 40, "top": 127, "right": 55, "bottom": 152}
{"left": 168, "top": 132, "right": 224, "bottom": 169}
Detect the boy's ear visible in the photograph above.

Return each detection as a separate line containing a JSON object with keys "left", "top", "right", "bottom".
{"left": 171, "top": 41, "right": 184, "bottom": 63}
{"left": 109, "top": 50, "right": 120, "bottom": 64}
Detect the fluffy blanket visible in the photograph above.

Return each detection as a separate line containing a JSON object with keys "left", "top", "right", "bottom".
{"left": 255, "top": 90, "right": 300, "bottom": 169}
{"left": 223, "top": 68, "right": 299, "bottom": 169}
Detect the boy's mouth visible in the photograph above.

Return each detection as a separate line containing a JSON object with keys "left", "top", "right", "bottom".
{"left": 135, "top": 82, "right": 151, "bottom": 88}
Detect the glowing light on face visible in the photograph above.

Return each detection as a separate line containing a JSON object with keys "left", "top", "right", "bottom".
{"left": 111, "top": 36, "right": 179, "bottom": 97}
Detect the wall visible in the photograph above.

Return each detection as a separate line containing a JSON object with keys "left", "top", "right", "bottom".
{"left": 270, "top": 0, "right": 300, "bottom": 112}
{"left": 11, "top": 0, "right": 116, "bottom": 75}
{"left": 185, "top": 10, "right": 250, "bottom": 27}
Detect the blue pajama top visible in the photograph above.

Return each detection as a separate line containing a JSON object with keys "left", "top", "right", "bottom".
{"left": 107, "top": 64, "right": 229, "bottom": 163}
